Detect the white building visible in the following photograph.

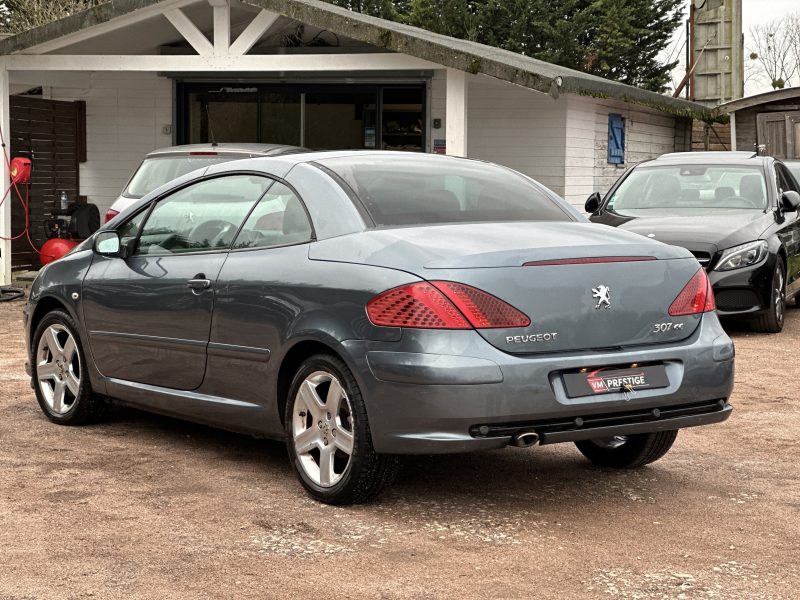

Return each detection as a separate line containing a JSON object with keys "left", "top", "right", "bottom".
{"left": 0, "top": 0, "right": 717, "bottom": 284}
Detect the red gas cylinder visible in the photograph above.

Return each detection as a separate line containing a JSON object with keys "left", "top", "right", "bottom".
{"left": 40, "top": 238, "right": 79, "bottom": 265}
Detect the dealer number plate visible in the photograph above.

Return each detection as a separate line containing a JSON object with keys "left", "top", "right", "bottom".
{"left": 562, "top": 365, "right": 669, "bottom": 398}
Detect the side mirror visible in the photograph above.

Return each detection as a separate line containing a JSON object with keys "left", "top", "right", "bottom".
{"left": 585, "top": 192, "right": 602, "bottom": 214}
{"left": 94, "top": 230, "right": 122, "bottom": 257}
{"left": 780, "top": 190, "right": 800, "bottom": 212}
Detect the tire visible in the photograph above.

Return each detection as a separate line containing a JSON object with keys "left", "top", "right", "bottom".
{"left": 31, "top": 309, "right": 102, "bottom": 425}
{"left": 284, "top": 353, "right": 398, "bottom": 505}
{"left": 574, "top": 430, "right": 678, "bottom": 469}
{"left": 751, "top": 257, "right": 786, "bottom": 334}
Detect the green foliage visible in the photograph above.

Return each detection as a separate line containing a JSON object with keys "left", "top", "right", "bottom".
{"left": 0, "top": 0, "right": 106, "bottom": 34}
{"left": 328, "top": 0, "right": 684, "bottom": 92}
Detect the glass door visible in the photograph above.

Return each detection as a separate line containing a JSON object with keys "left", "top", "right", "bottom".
{"left": 186, "top": 86, "right": 258, "bottom": 143}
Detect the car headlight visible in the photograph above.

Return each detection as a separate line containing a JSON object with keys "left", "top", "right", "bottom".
{"left": 714, "top": 240, "right": 769, "bottom": 271}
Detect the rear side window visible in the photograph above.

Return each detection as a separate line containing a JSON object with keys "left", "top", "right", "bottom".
{"left": 316, "top": 156, "right": 572, "bottom": 226}
{"left": 135, "top": 175, "right": 271, "bottom": 255}
{"left": 233, "top": 182, "right": 313, "bottom": 249}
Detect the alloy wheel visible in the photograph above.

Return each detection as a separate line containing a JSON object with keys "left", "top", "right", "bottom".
{"left": 36, "top": 324, "right": 81, "bottom": 415}
{"left": 292, "top": 371, "right": 355, "bottom": 487}
{"left": 775, "top": 267, "right": 785, "bottom": 324}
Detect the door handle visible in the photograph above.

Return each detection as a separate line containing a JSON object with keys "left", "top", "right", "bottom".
{"left": 187, "top": 277, "right": 212, "bottom": 290}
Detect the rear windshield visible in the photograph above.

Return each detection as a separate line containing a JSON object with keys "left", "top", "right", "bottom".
{"left": 609, "top": 164, "right": 769, "bottom": 212}
{"left": 316, "top": 156, "right": 573, "bottom": 226}
{"left": 123, "top": 155, "right": 235, "bottom": 199}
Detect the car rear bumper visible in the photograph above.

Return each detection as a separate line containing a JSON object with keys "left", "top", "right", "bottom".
{"left": 341, "top": 313, "right": 734, "bottom": 454}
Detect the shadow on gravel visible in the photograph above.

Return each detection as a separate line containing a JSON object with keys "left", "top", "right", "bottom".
{"left": 98, "top": 403, "right": 289, "bottom": 464}
{"left": 81, "top": 403, "right": 693, "bottom": 511}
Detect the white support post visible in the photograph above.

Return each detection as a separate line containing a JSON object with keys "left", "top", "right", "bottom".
{"left": 730, "top": 112, "right": 737, "bottom": 151}
{"left": 0, "top": 65, "right": 10, "bottom": 285}
{"left": 209, "top": 0, "right": 230, "bottom": 56}
{"left": 164, "top": 8, "right": 214, "bottom": 56}
{"left": 229, "top": 10, "right": 280, "bottom": 56}
{"left": 446, "top": 68, "right": 468, "bottom": 157}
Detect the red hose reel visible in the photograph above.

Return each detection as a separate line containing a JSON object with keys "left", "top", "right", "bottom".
{"left": 9, "top": 156, "right": 32, "bottom": 185}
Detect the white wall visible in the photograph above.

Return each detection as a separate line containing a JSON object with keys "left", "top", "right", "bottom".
{"left": 564, "top": 95, "right": 682, "bottom": 207}
{"left": 467, "top": 74, "right": 567, "bottom": 196}
{"left": 48, "top": 71, "right": 173, "bottom": 214}
{"left": 428, "top": 69, "right": 446, "bottom": 153}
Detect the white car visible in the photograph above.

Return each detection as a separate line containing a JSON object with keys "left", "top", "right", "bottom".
{"left": 104, "top": 143, "right": 305, "bottom": 222}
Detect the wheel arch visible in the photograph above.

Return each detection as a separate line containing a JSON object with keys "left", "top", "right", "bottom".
{"left": 276, "top": 339, "right": 352, "bottom": 427}
{"left": 29, "top": 295, "right": 73, "bottom": 346}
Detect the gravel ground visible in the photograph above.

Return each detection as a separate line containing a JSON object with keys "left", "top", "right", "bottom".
{"left": 1, "top": 299, "right": 798, "bottom": 599}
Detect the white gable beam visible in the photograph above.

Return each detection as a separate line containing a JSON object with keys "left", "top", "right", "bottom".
{"left": 1, "top": 53, "right": 439, "bottom": 72}
{"left": 229, "top": 10, "right": 280, "bottom": 56}
{"left": 209, "top": 0, "right": 230, "bottom": 55}
{"left": 22, "top": 0, "right": 201, "bottom": 55}
{"left": 164, "top": 8, "right": 214, "bottom": 56}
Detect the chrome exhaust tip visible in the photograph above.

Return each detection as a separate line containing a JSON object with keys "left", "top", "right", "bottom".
{"left": 510, "top": 430, "right": 539, "bottom": 448}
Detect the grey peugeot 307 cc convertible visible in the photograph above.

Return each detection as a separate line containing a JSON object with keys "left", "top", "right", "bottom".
{"left": 24, "top": 152, "right": 735, "bottom": 504}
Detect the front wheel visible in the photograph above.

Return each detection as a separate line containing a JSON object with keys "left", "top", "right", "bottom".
{"left": 575, "top": 430, "right": 678, "bottom": 468}
{"left": 285, "top": 353, "right": 398, "bottom": 505}
{"left": 751, "top": 258, "right": 786, "bottom": 333}
{"left": 31, "top": 309, "right": 102, "bottom": 425}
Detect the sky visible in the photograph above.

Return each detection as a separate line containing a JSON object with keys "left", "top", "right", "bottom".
{"left": 665, "top": 0, "right": 799, "bottom": 97}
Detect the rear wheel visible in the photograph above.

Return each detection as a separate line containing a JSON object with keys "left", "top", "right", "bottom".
{"left": 751, "top": 258, "right": 786, "bottom": 333}
{"left": 32, "top": 310, "right": 102, "bottom": 425}
{"left": 575, "top": 430, "right": 678, "bottom": 469}
{"left": 285, "top": 353, "right": 398, "bottom": 504}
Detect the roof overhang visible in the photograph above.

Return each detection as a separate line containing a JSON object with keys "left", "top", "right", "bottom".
{"left": 720, "top": 87, "right": 800, "bottom": 114}
{"left": 0, "top": 0, "right": 722, "bottom": 122}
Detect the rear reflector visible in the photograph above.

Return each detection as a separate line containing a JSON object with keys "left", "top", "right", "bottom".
{"left": 367, "top": 281, "right": 530, "bottom": 329}
{"left": 430, "top": 281, "right": 531, "bottom": 328}
{"left": 104, "top": 209, "right": 119, "bottom": 223}
{"left": 523, "top": 256, "right": 656, "bottom": 266}
{"left": 668, "top": 268, "right": 716, "bottom": 316}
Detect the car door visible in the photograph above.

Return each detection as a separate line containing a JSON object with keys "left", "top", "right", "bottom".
{"left": 775, "top": 163, "right": 800, "bottom": 297}
{"left": 199, "top": 181, "right": 314, "bottom": 432}
{"left": 81, "top": 174, "right": 272, "bottom": 390}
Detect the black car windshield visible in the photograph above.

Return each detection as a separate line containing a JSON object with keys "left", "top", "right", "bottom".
{"left": 123, "top": 155, "right": 234, "bottom": 199}
{"left": 608, "top": 165, "right": 769, "bottom": 212}
{"left": 317, "top": 156, "right": 573, "bottom": 226}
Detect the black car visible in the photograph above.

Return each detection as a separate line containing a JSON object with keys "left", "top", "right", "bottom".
{"left": 586, "top": 152, "right": 800, "bottom": 333}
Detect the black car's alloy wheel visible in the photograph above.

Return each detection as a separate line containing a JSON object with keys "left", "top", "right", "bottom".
{"left": 285, "top": 353, "right": 398, "bottom": 505}
{"left": 752, "top": 258, "right": 786, "bottom": 334}
{"left": 32, "top": 310, "right": 102, "bottom": 425}
{"left": 575, "top": 430, "right": 678, "bottom": 468}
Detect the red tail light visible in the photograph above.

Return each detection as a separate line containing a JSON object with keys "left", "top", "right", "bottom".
{"left": 104, "top": 209, "right": 119, "bottom": 223}
{"left": 367, "top": 283, "right": 470, "bottom": 329}
{"left": 668, "top": 268, "right": 716, "bottom": 316}
{"left": 366, "top": 281, "right": 530, "bottom": 329}
{"left": 430, "top": 281, "right": 531, "bottom": 328}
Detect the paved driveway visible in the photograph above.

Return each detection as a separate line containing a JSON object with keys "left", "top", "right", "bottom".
{"left": 1, "top": 301, "right": 798, "bottom": 599}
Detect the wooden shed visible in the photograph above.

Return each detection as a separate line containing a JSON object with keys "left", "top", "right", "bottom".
{"left": 721, "top": 88, "right": 800, "bottom": 158}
